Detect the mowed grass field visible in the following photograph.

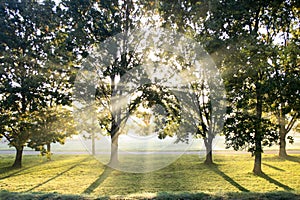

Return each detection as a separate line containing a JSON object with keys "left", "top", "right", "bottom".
{"left": 0, "top": 154, "right": 300, "bottom": 199}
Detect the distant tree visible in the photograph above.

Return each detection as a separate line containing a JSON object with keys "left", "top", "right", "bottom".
{"left": 27, "top": 106, "right": 77, "bottom": 160}
{"left": 75, "top": 104, "right": 103, "bottom": 156}
{"left": 157, "top": 0, "right": 226, "bottom": 165}
{"left": 190, "top": 82, "right": 223, "bottom": 165}
{"left": 267, "top": 31, "right": 300, "bottom": 158}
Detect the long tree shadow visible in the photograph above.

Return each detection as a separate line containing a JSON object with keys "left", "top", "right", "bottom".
{"left": 263, "top": 163, "right": 285, "bottom": 172}
{"left": 258, "top": 173, "right": 294, "bottom": 191}
{"left": 82, "top": 166, "right": 114, "bottom": 194}
{"left": 208, "top": 164, "right": 249, "bottom": 192}
{"left": 285, "top": 155, "right": 300, "bottom": 163}
{"left": 0, "top": 160, "right": 49, "bottom": 180}
{"left": 25, "top": 157, "right": 91, "bottom": 192}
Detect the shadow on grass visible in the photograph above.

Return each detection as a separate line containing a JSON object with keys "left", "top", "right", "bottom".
{"left": 263, "top": 163, "right": 285, "bottom": 171}
{"left": 82, "top": 166, "right": 114, "bottom": 195}
{"left": 208, "top": 164, "right": 249, "bottom": 192}
{"left": 0, "top": 160, "right": 49, "bottom": 180}
{"left": 258, "top": 172, "right": 293, "bottom": 191}
{"left": 26, "top": 157, "right": 91, "bottom": 193}
{"left": 263, "top": 155, "right": 300, "bottom": 163}
{"left": 285, "top": 155, "right": 300, "bottom": 163}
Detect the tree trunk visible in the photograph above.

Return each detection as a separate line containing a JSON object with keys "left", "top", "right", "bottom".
{"left": 253, "top": 82, "right": 263, "bottom": 175}
{"left": 279, "top": 135, "right": 287, "bottom": 158}
{"left": 205, "top": 149, "right": 213, "bottom": 165}
{"left": 204, "top": 136, "right": 213, "bottom": 165}
{"left": 12, "top": 146, "right": 24, "bottom": 168}
{"left": 47, "top": 143, "right": 51, "bottom": 153}
{"left": 109, "top": 133, "right": 119, "bottom": 166}
{"left": 92, "top": 132, "right": 95, "bottom": 156}
{"left": 109, "top": 118, "right": 120, "bottom": 165}
{"left": 278, "top": 109, "right": 288, "bottom": 158}
{"left": 253, "top": 143, "right": 262, "bottom": 175}
{"left": 46, "top": 143, "right": 52, "bottom": 160}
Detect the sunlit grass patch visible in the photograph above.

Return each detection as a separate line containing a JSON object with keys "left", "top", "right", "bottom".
{"left": 0, "top": 153, "right": 299, "bottom": 198}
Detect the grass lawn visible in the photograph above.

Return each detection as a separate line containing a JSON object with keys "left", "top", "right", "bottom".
{"left": 0, "top": 153, "right": 299, "bottom": 199}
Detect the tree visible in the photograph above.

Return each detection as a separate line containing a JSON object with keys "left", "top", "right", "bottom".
{"left": 190, "top": 82, "right": 222, "bottom": 165}
{"left": 203, "top": 0, "right": 299, "bottom": 174}
{"left": 267, "top": 30, "right": 300, "bottom": 158}
{"left": 0, "top": 0, "right": 76, "bottom": 167}
{"left": 27, "top": 106, "right": 77, "bottom": 160}
{"left": 0, "top": 109, "right": 39, "bottom": 168}
{"left": 157, "top": 0, "right": 226, "bottom": 165}
{"left": 67, "top": 0, "right": 149, "bottom": 165}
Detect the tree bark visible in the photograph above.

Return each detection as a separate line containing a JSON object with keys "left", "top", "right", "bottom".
{"left": 279, "top": 134, "right": 287, "bottom": 158}
{"left": 92, "top": 132, "right": 95, "bottom": 156}
{"left": 253, "top": 142, "right": 262, "bottom": 175}
{"left": 47, "top": 143, "right": 51, "bottom": 153}
{"left": 109, "top": 120, "right": 120, "bottom": 166}
{"left": 204, "top": 149, "right": 213, "bottom": 165}
{"left": 12, "top": 146, "right": 24, "bottom": 168}
{"left": 46, "top": 143, "right": 52, "bottom": 160}
{"left": 204, "top": 136, "right": 213, "bottom": 165}
{"left": 278, "top": 109, "right": 288, "bottom": 158}
{"left": 253, "top": 81, "right": 263, "bottom": 175}
{"left": 109, "top": 133, "right": 119, "bottom": 166}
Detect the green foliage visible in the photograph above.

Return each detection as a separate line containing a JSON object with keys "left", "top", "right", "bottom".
{"left": 0, "top": 0, "right": 299, "bottom": 170}
{"left": 27, "top": 106, "right": 78, "bottom": 155}
{"left": 263, "top": 1, "right": 300, "bottom": 154}
{"left": 202, "top": 0, "right": 300, "bottom": 157}
{"left": 224, "top": 112, "right": 278, "bottom": 154}
{"left": 0, "top": 0, "right": 78, "bottom": 165}
{"left": 131, "top": 84, "right": 182, "bottom": 139}
{"left": 0, "top": 110, "right": 39, "bottom": 149}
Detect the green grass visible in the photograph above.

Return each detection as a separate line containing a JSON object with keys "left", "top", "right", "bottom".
{"left": 0, "top": 154, "right": 299, "bottom": 199}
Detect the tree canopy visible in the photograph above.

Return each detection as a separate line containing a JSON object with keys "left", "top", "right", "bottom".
{"left": 0, "top": 0, "right": 299, "bottom": 172}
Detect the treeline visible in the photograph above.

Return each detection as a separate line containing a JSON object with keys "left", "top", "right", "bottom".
{"left": 0, "top": 0, "right": 299, "bottom": 175}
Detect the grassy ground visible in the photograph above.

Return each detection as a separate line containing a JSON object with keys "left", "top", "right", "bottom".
{"left": 0, "top": 154, "right": 299, "bottom": 199}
